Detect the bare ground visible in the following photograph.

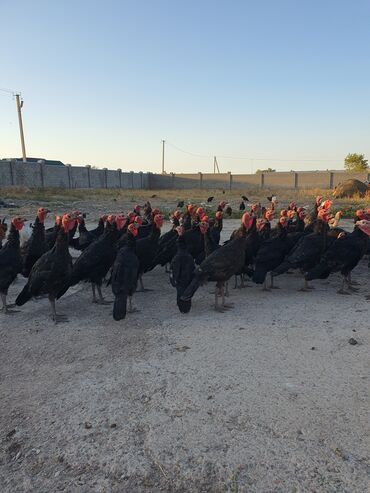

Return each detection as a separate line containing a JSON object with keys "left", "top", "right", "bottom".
{"left": 0, "top": 213, "right": 369, "bottom": 492}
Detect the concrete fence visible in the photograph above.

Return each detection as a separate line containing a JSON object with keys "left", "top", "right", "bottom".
{"left": 148, "top": 170, "right": 370, "bottom": 190}
{"left": 0, "top": 161, "right": 149, "bottom": 189}
{"left": 0, "top": 160, "right": 369, "bottom": 190}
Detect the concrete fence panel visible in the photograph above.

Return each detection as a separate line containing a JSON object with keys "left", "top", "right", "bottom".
{"left": 12, "top": 162, "right": 43, "bottom": 187}
{"left": 121, "top": 172, "right": 132, "bottom": 188}
{"left": 132, "top": 172, "right": 143, "bottom": 189}
{"left": 172, "top": 173, "right": 202, "bottom": 189}
{"left": 107, "top": 169, "right": 119, "bottom": 188}
{"left": 202, "top": 173, "right": 231, "bottom": 189}
{"left": 70, "top": 166, "right": 89, "bottom": 188}
{"left": 263, "top": 171, "right": 296, "bottom": 189}
{"left": 0, "top": 161, "right": 13, "bottom": 186}
{"left": 296, "top": 172, "right": 331, "bottom": 189}
{"left": 89, "top": 168, "right": 106, "bottom": 188}
{"left": 42, "top": 164, "right": 70, "bottom": 188}
{"left": 231, "top": 173, "right": 262, "bottom": 189}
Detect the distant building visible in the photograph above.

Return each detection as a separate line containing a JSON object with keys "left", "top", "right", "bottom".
{"left": 1, "top": 157, "right": 65, "bottom": 166}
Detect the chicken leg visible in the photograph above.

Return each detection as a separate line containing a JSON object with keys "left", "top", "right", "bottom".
{"left": 127, "top": 296, "right": 139, "bottom": 313}
{"left": 0, "top": 293, "right": 18, "bottom": 314}
{"left": 136, "top": 275, "right": 153, "bottom": 292}
{"left": 337, "top": 277, "right": 351, "bottom": 295}
{"left": 92, "top": 283, "right": 112, "bottom": 304}
{"left": 49, "top": 296, "right": 68, "bottom": 323}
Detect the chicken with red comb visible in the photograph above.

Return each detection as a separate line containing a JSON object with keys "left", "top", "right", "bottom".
{"left": 170, "top": 225, "right": 195, "bottom": 314}
{"left": 16, "top": 214, "right": 76, "bottom": 322}
{"left": 111, "top": 222, "right": 140, "bottom": 320}
{"left": 181, "top": 212, "right": 255, "bottom": 312}
{"left": 57, "top": 214, "right": 126, "bottom": 304}
{"left": 21, "top": 207, "right": 50, "bottom": 277}
{"left": 306, "top": 219, "right": 370, "bottom": 294}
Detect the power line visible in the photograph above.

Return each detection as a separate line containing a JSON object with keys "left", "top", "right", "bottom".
{"left": 166, "top": 140, "right": 211, "bottom": 158}
{"left": 0, "top": 88, "right": 18, "bottom": 95}
{"left": 166, "top": 140, "right": 342, "bottom": 163}
{"left": 218, "top": 155, "right": 341, "bottom": 162}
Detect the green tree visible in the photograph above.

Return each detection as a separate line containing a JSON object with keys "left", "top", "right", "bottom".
{"left": 344, "top": 153, "right": 368, "bottom": 172}
{"left": 255, "top": 167, "right": 276, "bottom": 174}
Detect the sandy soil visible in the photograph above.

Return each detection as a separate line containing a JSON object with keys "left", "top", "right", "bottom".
{"left": 1, "top": 218, "right": 369, "bottom": 493}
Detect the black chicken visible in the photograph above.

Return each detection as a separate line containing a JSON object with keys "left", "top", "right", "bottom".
{"left": 111, "top": 224, "right": 140, "bottom": 320}
{"left": 234, "top": 216, "right": 261, "bottom": 288}
{"left": 45, "top": 216, "right": 62, "bottom": 250}
{"left": 0, "top": 218, "right": 8, "bottom": 249}
{"left": 305, "top": 220, "right": 370, "bottom": 294}
{"left": 271, "top": 213, "right": 333, "bottom": 290}
{"left": 252, "top": 217, "right": 292, "bottom": 289}
{"left": 181, "top": 213, "right": 253, "bottom": 311}
{"left": 207, "top": 196, "right": 214, "bottom": 203}
{"left": 71, "top": 214, "right": 107, "bottom": 251}
{"left": 170, "top": 226, "right": 195, "bottom": 313}
{"left": 59, "top": 215, "right": 126, "bottom": 304}
{"left": 225, "top": 205, "right": 232, "bottom": 217}
{"left": 136, "top": 214, "right": 164, "bottom": 290}
{"left": 15, "top": 214, "right": 77, "bottom": 322}
{"left": 177, "top": 200, "right": 184, "bottom": 208}
{"left": 21, "top": 207, "right": 50, "bottom": 277}
{"left": 149, "top": 212, "right": 181, "bottom": 270}
{"left": 136, "top": 208, "right": 160, "bottom": 239}
{"left": 241, "top": 195, "right": 249, "bottom": 201}
{"left": 0, "top": 217, "right": 26, "bottom": 312}
{"left": 193, "top": 221, "right": 216, "bottom": 265}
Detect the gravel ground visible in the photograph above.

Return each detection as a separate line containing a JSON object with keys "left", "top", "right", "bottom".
{"left": 1, "top": 219, "right": 369, "bottom": 492}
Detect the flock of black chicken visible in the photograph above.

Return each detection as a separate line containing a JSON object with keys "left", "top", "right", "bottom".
{"left": 0, "top": 197, "right": 369, "bottom": 322}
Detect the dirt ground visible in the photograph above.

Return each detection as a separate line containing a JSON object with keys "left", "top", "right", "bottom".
{"left": 1, "top": 203, "right": 370, "bottom": 492}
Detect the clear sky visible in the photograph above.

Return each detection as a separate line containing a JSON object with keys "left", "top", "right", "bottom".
{"left": 1, "top": 0, "right": 370, "bottom": 173}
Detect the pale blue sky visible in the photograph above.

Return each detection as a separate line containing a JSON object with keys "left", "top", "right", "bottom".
{"left": 1, "top": 0, "right": 370, "bottom": 173}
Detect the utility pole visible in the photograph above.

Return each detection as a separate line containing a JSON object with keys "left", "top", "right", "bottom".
{"left": 15, "top": 94, "right": 27, "bottom": 162}
{"left": 161, "top": 139, "right": 165, "bottom": 174}
{"left": 213, "top": 156, "right": 220, "bottom": 173}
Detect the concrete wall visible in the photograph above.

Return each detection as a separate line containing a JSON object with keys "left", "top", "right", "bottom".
{"left": 0, "top": 160, "right": 369, "bottom": 190}
{"left": 0, "top": 161, "right": 151, "bottom": 190}
{"left": 232, "top": 173, "right": 262, "bottom": 189}
{"left": 263, "top": 171, "right": 296, "bottom": 189}
{"left": 296, "top": 172, "right": 330, "bottom": 189}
